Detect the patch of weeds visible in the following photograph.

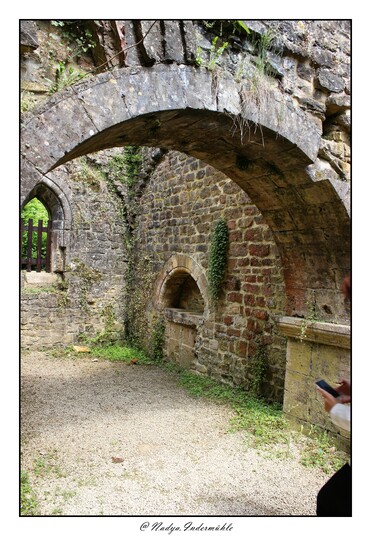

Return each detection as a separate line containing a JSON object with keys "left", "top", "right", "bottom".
{"left": 299, "top": 426, "right": 348, "bottom": 474}
{"left": 89, "top": 343, "right": 154, "bottom": 365}
{"left": 177, "top": 369, "right": 288, "bottom": 448}
{"left": 21, "top": 285, "right": 59, "bottom": 295}
{"left": 33, "top": 451, "right": 65, "bottom": 479}
{"left": 249, "top": 344, "right": 268, "bottom": 397}
{"left": 20, "top": 470, "right": 39, "bottom": 516}
{"left": 77, "top": 477, "right": 98, "bottom": 487}
{"left": 51, "top": 508, "right": 63, "bottom": 515}
{"left": 61, "top": 490, "right": 77, "bottom": 501}
{"left": 150, "top": 316, "right": 165, "bottom": 361}
{"left": 45, "top": 60, "right": 85, "bottom": 94}
{"left": 174, "top": 369, "right": 346, "bottom": 471}
{"left": 46, "top": 346, "right": 78, "bottom": 360}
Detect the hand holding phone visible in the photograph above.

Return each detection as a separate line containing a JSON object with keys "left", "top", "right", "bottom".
{"left": 315, "top": 379, "right": 340, "bottom": 398}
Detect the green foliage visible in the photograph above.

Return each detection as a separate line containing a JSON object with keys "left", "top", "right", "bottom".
{"left": 50, "top": 20, "right": 96, "bottom": 58}
{"left": 234, "top": 20, "right": 250, "bottom": 35}
{"left": 300, "top": 426, "right": 349, "bottom": 474}
{"left": 207, "top": 219, "right": 229, "bottom": 304}
{"left": 195, "top": 36, "right": 229, "bottom": 70}
{"left": 88, "top": 343, "right": 154, "bottom": 365}
{"left": 249, "top": 345, "right": 268, "bottom": 397}
{"left": 208, "top": 37, "right": 229, "bottom": 70}
{"left": 20, "top": 470, "right": 39, "bottom": 516}
{"left": 252, "top": 29, "right": 276, "bottom": 77}
{"left": 21, "top": 198, "right": 49, "bottom": 263}
{"left": 46, "top": 60, "right": 85, "bottom": 94}
{"left": 108, "top": 147, "right": 142, "bottom": 197}
{"left": 150, "top": 317, "right": 166, "bottom": 361}
{"left": 124, "top": 253, "right": 154, "bottom": 348}
{"left": 33, "top": 452, "right": 65, "bottom": 478}
{"left": 21, "top": 198, "right": 49, "bottom": 225}
{"left": 178, "top": 369, "right": 288, "bottom": 447}
{"left": 20, "top": 91, "right": 38, "bottom": 113}
{"left": 176, "top": 369, "right": 347, "bottom": 469}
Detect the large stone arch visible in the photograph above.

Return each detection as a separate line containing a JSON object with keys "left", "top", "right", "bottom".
{"left": 21, "top": 64, "right": 350, "bottom": 318}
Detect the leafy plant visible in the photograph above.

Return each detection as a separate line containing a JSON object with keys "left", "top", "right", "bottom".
{"left": 20, "top": 471, "right": 39, "bottom": 516}
{"left": 88, "top": 343, "right": 153, "bottom": 365}
{"left": 299, "top": 426, "right": 348, "bottom": 474}
{"left": 208, "top": 36, "right": 229, "bottom": 71}
{"left": 46, "top": 61, "right": 85, "bottom": 94}
{"left": 151, "top": 316, "right": 165, "bottom": 361}
{"left": 207, "top": 219, "right": 229, "bottom": 304}
{"left": 249, "top": 345, "right": 268, "bottom": 397}
{"left": 51, "top": 20, "right": 96, "bottom": 58}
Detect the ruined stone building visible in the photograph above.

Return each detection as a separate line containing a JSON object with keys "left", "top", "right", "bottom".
{"left": 20, "top": 20, "right": 350, "bottom": 443}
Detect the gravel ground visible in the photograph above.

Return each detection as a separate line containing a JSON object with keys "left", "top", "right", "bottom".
{"left": 21, "top": 351, "right": 328, "bottom": 516}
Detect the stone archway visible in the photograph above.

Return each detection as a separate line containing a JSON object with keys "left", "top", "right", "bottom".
{"left": 21, "top": 63, "right": 350, "bottom": 318}
{"left": 21, "top": 176, "right": 73, "bottom": 274}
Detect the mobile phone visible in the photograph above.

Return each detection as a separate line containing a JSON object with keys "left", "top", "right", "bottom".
{"left": 315, "top": 379, "right": 340, "bottom": 398}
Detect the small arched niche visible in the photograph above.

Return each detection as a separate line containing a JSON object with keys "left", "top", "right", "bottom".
{"left": 154, "top": 255, "right": 208, "bottom": 369}
{"left": 162, "top": 269, "right": 205, "bottom": 314}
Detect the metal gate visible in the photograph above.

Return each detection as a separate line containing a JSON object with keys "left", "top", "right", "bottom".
{"left": 20, "top": 218, "right": 52, "bottom": 272}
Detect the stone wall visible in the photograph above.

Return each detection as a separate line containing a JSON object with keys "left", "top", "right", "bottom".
{"left": 20, "top": 154, "right": 128, "bottom": 348}
{"left": 133, "top": 151, "right": 287, "bottom": 401}
{"left": 20, "top": 20, "right": 351, "bottom": 416}
{"left": 278, "top": 317, "right": 350, "bottom": 450}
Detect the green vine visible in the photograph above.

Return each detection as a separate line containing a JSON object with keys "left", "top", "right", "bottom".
{"left": 249, "top": 345, "right": 268, "bottom": 397}
{"left": 150, "top": 316, "right": 166, "bottom": 361}
{"left": 108, "top": 147, "right": 142, "bottom": 197}
{"left": 207, "top": 219, "right": 229, "bottom": 304}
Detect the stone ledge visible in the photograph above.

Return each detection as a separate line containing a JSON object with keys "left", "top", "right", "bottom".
{"left": 164, "top": 307, "right": 203, "bottom": 327}
{"left": 21, "top": 271, "right": 60, "bottom": 287}
{"left": 277, "top": 316, "right": 350, "bottom": 349}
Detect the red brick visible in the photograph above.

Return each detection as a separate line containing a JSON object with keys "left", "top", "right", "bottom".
{"left": 227, "top": 292, "right": 242, "bottom": 303}
{"left": 249, "top": 244, "right": 270, "bottom": 257}
{"left": 254, "top": 310, "right": 268, "bottom": 320}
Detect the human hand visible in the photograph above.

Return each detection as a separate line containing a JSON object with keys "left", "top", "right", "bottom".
{"left": 336, "top": 379, "right": 351, "bottom": 403}
{"left": 316, "top": 387, "right": 339, "bottom": 413}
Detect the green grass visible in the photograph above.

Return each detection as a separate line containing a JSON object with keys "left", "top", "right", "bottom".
{"left": 299, "top": 426, "right": 348, "bottom": 474}
{"left": 167, "top": 366, "right": 347, "bottom": 471}
{"left": 89, "top": 343, "right": 154, "bottom": 364}
{"left": 176, "top": 369, "right": 288, "bottom": 446}
{"left": 20, "top": 471, "right": 39, "bottom": 516}
{"left": 33, "top": 451, "right": 65, "bottom": 478}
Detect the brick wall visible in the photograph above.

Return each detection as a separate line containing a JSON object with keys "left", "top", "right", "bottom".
{"left": 134, "top": 151, "right": 287, "bottom": 401}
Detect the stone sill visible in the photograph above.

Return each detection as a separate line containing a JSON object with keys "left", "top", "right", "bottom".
{"left": 21, "top": 271, "right": 60, "bottom": 287}
{"left": 164, "top": 308, "right": 203, "bottom": 327}
{"left": 277, "top": 316, "right": 350, "bottom": 349}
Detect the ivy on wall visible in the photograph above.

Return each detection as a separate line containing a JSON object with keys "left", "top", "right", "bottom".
{"left": 207, "top": 219, "right": 229, "bottom": 305}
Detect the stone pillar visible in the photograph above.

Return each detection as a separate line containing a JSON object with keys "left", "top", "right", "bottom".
{"left": 277, "top": 316, "right": 350, "bottom": 449}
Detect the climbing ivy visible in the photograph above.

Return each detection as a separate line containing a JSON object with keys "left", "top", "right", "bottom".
{"left": 150, "top": 316, "right": 166, "bottom": 361}
{"left": 249, "top": 345, "right": 268, "bottom": 397}
{"left": 108, "top": 146, "right": 142, "bottom": 198}
{"left": 207, "top": 219, "right": 229, "bottom": 304}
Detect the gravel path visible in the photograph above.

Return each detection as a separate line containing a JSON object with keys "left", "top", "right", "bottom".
{"left": 21, "top": 351, "right": 328, "bottom": 516}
